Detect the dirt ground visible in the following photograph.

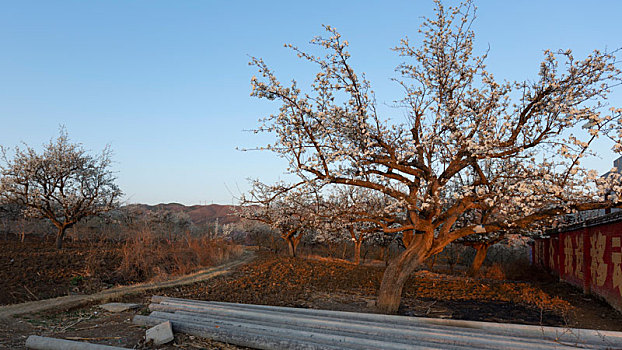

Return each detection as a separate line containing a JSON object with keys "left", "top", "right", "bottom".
{"left": 0, "top": 306, "right": 246, "bottom": 349}
{"left": 1, "top": 250, "right": 622, "bottom": 349}
{"left": 0, "top": 236, "right": 241, "bottom": 306}
{"left": 0, "top": 239, "right": 131, "bottom": 305}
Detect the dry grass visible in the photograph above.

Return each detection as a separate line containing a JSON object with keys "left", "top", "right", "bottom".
{"left": 303, "top": 254, "right": 356, "bottom": 265}
{"left": 117, "top": 229, "right": 243, "bottom": 281}
{"left": 482, "top": 263, "right": 506, "bottom": 280}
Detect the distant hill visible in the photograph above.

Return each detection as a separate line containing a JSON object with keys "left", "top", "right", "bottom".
{"left": 129, "top": 203, "right": 240, "bottom": 226}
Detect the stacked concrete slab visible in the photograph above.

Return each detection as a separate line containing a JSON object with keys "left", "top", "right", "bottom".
{"left": 134, "top": 296, "right": 622, "bottom": 349}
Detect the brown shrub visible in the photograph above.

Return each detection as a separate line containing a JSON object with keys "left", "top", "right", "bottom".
{"left": 117, "top": 229, "right": 243, "bottom": 282}
{"left": 83, "top": 244, "right": 118, "bottom": 278}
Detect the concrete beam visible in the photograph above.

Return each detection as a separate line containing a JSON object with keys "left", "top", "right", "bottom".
{"left": 134, "top": 315, "right": 347, "bottom": 350}
{"left": 147, "top": 304, "right": 571, "bottom": 350}
{"left": 25, "top": 335, "right": 129, "bottom": 350}
{"left": 153, "top": 296, "right": 622, "bottom": 347}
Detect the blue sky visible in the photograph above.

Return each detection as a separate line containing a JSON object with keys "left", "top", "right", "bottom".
{"left": 1, "top": 1, "right": 621, "bottom": 205}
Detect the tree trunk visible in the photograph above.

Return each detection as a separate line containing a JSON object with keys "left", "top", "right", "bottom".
{"left": 270, "top": 235, "right": 277, "bottom": 253}
{"left": 376, "top": 245, "right": 428, "bottom": 314}
{"left": 286, "top": 235, "right": 301, "bottom": 257}
{"left": 426, "top": 254, "right": 437, "bottom": 269}
{"left": 55, "top": 226, "right": 67, "bottom": 249}
{"left": 353, "top": 240, "right": 362, "bottom": 265}
{"left": 468, "top": 243, "right": 489, "bottom": 277}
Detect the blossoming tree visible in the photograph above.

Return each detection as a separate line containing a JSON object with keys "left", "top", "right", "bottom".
{"left": 249, "top": 0, "right": 622, "bottom": 313}
{"left": 240, "top": 181, "right": 324, "bottom": 257}
{"left": 320, "top": 187, "right": 398, "bottom": 264}
{"left": 0, "top": 130, "right": 122, "bottom": 249}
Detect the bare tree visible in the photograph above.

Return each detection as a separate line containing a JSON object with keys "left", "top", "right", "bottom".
{"left": 249, "top": 0, "right": 622, "bottom": 313}
{"left": 0, "top": 129, "right": 122, "bottom": 249}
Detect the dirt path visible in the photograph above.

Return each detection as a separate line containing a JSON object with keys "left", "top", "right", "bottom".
{"left": 0, "top": 251, "right": 254, "bottom": 319}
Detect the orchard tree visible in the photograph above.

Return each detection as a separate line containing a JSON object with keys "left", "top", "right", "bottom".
{"left": 457, "top": 230, "right": 505, "bottom": 276}
{"left": 449, "top": 186, "right": 515, "bottom": 276}
{"left": 321, "top": 187, "right": 396, "bottom": 265}
{"left": 240, "top": 181, "right": 324, "bottom": 257}
{"left": 242, "top": 181, "right": 395, "bottom": 262}
{"left": 250, "top": 0, "right": 622, "bottom": 313}
{"left": 229, "top": 219, "right": 278, "bottom": 249}
{"left": 0, "top": 130, "right": 122, "bottom": 249}
{"left": 451, "top": 158, "right": 562, "bottom": 276}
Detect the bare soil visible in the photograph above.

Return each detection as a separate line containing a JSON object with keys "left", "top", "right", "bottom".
{"left": 0, "top": 238, "right": 133, "bottom": 305}
{"left": 1, "top": 248, "right": 621, "bottom": 349}
{"left": 0, "top": 236, "right": 242, "bottom": 306}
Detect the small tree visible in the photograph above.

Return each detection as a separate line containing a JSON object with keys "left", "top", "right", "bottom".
{"left": 240, "top": 181, "right": 323, "bottom": 257}
{"left": 320, "top": 187, "right": 395, "bottom": 265}
{"left": 226, "top": 219, "right": 278, "bottom": 248}
{"left": 0, "top": 130, "right": 122, "bottom": 249}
